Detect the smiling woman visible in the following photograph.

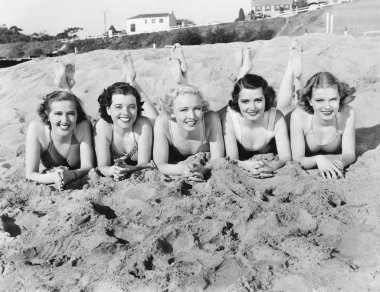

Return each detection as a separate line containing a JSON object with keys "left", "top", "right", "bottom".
{"left": 153, "top": 44, "right": 225, "bottom": 181}
{"left": 25, "top": 91, "right": 95, "bottom": 190}
{"left": 290, "top": 72, "right": 356, "bottom": 179}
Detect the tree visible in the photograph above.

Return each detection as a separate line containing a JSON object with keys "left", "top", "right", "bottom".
{"left": 9, "top": 26, "right": 23, "bottom": 34}
{"left": 235, "top": 8, "right": 245, "bottom": 22}
{"left": 56, "top": 27, "right": 83, "bottom": 39}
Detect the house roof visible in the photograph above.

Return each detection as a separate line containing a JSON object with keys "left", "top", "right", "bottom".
{"left": 253, "top": 0, "right": 294, "bottom": 5}
{"left": 128, "top": 13, "right": 171, "bottom": 20}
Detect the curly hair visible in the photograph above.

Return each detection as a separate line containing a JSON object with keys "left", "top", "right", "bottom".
{"left": 229, "top": 74, "right": 276, "bottom": 113}
{"left": 297, "top": 72, "right": 356, "bottom": 114}
{"left": 37, "top": 91, "right": 87, "bottom": 125}
{"left": 160, "top": 84, "right": 209, "bottom": 116}
{"left": 98, "top": 82, "right": 144, "bottom": 124}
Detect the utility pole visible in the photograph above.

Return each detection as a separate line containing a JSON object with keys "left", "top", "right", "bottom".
{"left": 101, "top": 10, "right": 109, "bottom": 35}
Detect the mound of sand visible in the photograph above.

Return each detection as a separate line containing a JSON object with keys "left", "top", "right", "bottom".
{"left": 0, "top": 34, "right": 380, "bottom": 291}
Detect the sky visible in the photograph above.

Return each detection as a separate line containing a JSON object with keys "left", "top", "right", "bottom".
{"left": 1, "top": 0, "right": 252, "bottom": 36}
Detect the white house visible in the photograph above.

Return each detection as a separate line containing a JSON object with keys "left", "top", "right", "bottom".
{"left": 251, "top": 0, "right": 294, "bottom": 17}
{"left": 126, "top": 13, "right": 177, "bottom": 35}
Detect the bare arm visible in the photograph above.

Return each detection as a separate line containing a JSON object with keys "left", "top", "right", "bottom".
{"left": 94, "top": 119, "right": 115, "bottom": 177}
{"left": 222, "top": 110, "right": 240, "bottom": 160}
{"left": 267, "top": 110, "right": 291, "bottom": 171}
{"left": 75, "top": 120, "right": 95, "bottom": 177}
{"left": 137, "top": 116, "right": 153, "bottom": 164}
{"left": 153, "top": 116, "right": 189, "bottom": 176}
{"left": 25, "top": 121, "right": 60, "bottom": 185}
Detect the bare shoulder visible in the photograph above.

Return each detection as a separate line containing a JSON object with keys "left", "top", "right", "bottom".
{"left": 93, "top": 118, "right": 112, "bottom": 139}
{"left": 291, "top": 107, "right": 309, "bottom": 120}
{"left": 134, "top": 116, "right": 152, "bottom": 129}
{"left": 154, "top": 114, "right": 170, "bottom": 130}
{"left": 273, "top": 108, "right": 285, "bottom": 122}
{"left": 340, "top": 104, "right": 355, "bottom": 117}
{"left": 27, "top": 120, "right": 46, "bottom": 134}
{"left": 204, "top": 110, "right": 221, "bottom": 124}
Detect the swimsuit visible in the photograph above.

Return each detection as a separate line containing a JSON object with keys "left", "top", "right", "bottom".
{"left": 110, "top": 125, "right": 138, "bottom": 166}
{"left": 168, "top": 117, "right": 209, "bottom": 164}
{"left": 305, "top": 117, "right": 343, "bottom": 154}
{"left": 228, "top": 107, "right": 277, "bottom": 160}
{"left": 40, "top": 131, "right": 80, "bottom": 170}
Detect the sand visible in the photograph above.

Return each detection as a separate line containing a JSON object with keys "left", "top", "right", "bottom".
{"left": 0, "top": 33, "right": 380, "bottom": 291}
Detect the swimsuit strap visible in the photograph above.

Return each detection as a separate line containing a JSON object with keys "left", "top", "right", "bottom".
{"left": 111, "top": 124, "right": 138, "bottom": 159}
{"left": 228, "top": 107, "right": 242, "bottom": 143}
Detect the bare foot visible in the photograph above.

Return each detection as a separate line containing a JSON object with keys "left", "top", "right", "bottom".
{"left": 54, "top": 59, "right": 69, "bottom": 89}
{"left": 170, "top": 57, "right": 183, "bottom": 84}
{"left": 238, "top": 47, "right": 254, "bottom": 79}
{"left": 173, "top": 43, "right": 188, "bottom": 73}
{"left": 290, "top": 39, "right": 303, "bottom": 79}
{"left": 122, "top": 53, "right": 137, "bottom": 85}
{"left": 65, "top": 62, "right": 75, "bottom": 89}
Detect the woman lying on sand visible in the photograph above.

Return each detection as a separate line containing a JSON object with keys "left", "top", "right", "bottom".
{"left": 25, "top": 61, "right": 94, "bottom": 189}
{"left": 94, "top": 53, "right": 158, "bottom": 180}
{"left": 153, "top": 44, "right": 225, "bottom": 181}
{"left": 220, "top": 41, "right": 303, "bottom": 178}
{"left": 290, "top": 71, "right": 356, "bottom": 179}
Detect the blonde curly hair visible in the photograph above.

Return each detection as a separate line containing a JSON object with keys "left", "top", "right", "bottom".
{"left": 160, "top": 84, "right": 209, "bottom": 116}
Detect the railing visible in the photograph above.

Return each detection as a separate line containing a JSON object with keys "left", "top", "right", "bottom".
{"left": 364, "top": 31, "right": 380, "bottom": 38}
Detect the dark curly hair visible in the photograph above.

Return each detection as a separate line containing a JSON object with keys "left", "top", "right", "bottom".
{"left": 229, "top": 74, "right": 276, "bottom": 113}
{"left": 98, "top": 82, "right": 144, "bottom": 123}
{"left": 37, "top": 91, "right": 87, "bottom": 126}
{"left": 297, "top": 72, "right": 356, "bottom": 114}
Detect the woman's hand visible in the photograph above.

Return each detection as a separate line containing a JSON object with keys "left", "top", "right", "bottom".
{"left": 239, "top": 160, "right": 274, "bottom": 178}
{"left": 51, "top": 166, "right": 75, "bottom": 190}
{"left": 316, "top": 156, "right": 344, "bottom": 179}
{"left": 179, "top": 162, "right": 204, "bottom": 182}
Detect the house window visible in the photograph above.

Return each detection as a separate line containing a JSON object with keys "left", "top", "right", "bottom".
{"left": 159, "top": 18, "right": 163, "bottom": 23}
{"left": 275, "top": 5, "right": 279, "bottom": 10}
{"left": 152, "top": 19, "right": 156, "bottom": 24}
{"left": 265, "top": 5, "right": 271, "bottom": 11}
{"left": 130, "top": 24, "right": 135, "bottom": 32}
{"left": 284, "top": 4, "right": 290, "bottom": 10}
{"left": 255, "top": 6, "right": 262, "bottom": 11}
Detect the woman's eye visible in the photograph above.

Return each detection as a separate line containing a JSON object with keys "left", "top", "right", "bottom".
{"left": 130, "top": 105, "right": 137, "bottom": 110}
{"left": 241, "top": 100, "right": 249, "bottom": 104}
{"left": 255, "top": 99, "right": 263, "bottom": 103}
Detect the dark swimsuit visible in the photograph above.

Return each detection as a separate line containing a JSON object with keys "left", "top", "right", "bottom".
{"left": 109, "top": 125, "right": 138, "bottom": 166}
{"left": 40, "top": 131, "right": 80, "bottom": 170}
{"left": 167, "top": 117, "right": 209, "bottom": 164}
{"left": 305, "top": 117, "right": 343, "bottom": 155}
{"left": 228, "top": 107, "right": 277, "bottom": 161}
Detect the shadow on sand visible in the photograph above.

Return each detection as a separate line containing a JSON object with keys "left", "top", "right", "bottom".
{"left": 356, "top": 124, "right": 380, "bottom": 156}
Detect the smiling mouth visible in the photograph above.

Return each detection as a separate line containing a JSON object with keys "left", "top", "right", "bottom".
{"left": 59, "top": 124, "right": 70, "bottom": 130}
{"left": 321, "top": 111, "right": 333, "bottom": 115}
{"left": 247, "top": 111, "right": 260, "bottom": 116}
{"left": 119, "top": 117, "right": 132, "bottom": 122}
{"left": 185, "top": 120, "right": 197, "bottom": 126}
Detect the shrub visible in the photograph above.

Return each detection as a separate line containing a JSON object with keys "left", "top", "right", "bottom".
{"left": 27, "top": 48, "right": 44, "bottom": 57}
{"left": 168, "top": 28, "right": 203, "bottom": 46}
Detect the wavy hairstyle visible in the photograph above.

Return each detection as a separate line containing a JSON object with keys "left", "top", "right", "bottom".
{"left": 229, "top": 74, "right": 276, "bottom": 112}
{"left": 160, "top": 84, "right": 209, "bottom": 116}
{"left": 297, "top": 72, "right": 356, "bottom": 114}
{"left": 38, "top": 91, "right": 87, "bottom": 126}
{"left": 98, "top": 82, "right": 144, "bottom": 123}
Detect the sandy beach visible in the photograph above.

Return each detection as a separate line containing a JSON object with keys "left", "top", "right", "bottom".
{"left": 1, "top": 33, "right": 380, "bottom": 291}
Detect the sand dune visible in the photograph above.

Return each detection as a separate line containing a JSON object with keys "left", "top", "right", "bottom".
{"left": 0, "top": 34, "right": 380, "bottom": 291}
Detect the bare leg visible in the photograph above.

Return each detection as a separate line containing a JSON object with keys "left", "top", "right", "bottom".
{"left": 121, "top": 53, "right": 158, "bottom": 124}
{"left": 238, "top": 47, "right": 254, "bottom": 80}
{"left": 169, "top": 44, "right": 189, "bottom": 85}
{"left": 174, "top": 43, "right": 188, "bottom": 73}
{"left": 277, "top": 39, "right": 303, "bottom": 108}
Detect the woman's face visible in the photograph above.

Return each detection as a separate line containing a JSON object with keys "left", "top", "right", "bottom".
{"left": 107, "top": 94, "right": 138, "bottom": 129}
{"left": 48, "top": 100, "right": 77, "bottom": 136}
{"left": 238, "top": 88, "right": 266, "bottom": 121}
{"left": 172, "top": 93, "right": 203, "bottom": 131}
{"left": 310, "top": 85, "right": 340, "bottom": 121}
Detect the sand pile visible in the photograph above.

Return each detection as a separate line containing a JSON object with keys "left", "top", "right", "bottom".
{"left": 0, "top": 34, "right": 380, "bottom": 291}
